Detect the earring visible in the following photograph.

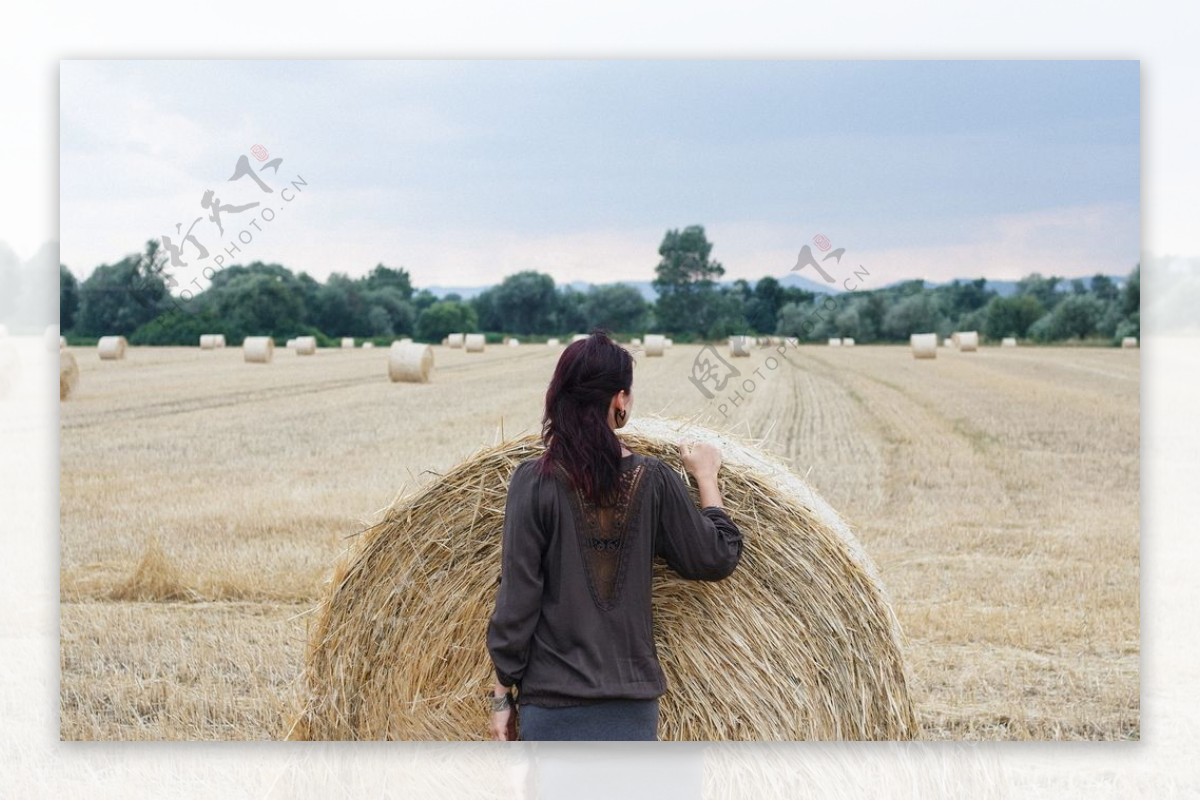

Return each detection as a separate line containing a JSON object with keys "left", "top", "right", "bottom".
{"left": 615, "top": 408, "right": 626, "bottom": 425}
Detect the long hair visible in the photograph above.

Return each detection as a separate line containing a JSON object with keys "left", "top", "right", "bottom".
{"left": 538, "top": 329, "right": 635, "bottom": 506}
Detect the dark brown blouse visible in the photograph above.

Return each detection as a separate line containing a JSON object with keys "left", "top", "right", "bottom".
{"left": 486, "top": 452, "right": 744, "bottom": 707}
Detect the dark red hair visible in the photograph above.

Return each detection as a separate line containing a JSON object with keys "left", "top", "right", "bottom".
{"left": 538, "top": 329, "right": 635, "bottom": 506}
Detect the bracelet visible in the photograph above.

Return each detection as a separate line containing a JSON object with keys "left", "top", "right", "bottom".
{"left": 490, "top": 690, "right": 514, "bottom": 713}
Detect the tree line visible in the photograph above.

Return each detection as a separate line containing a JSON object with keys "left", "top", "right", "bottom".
{"left": 59, "top": 225, "right": 1140, "bottom": 346}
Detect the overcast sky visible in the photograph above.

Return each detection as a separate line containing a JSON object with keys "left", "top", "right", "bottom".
{"left": 58, "top": 60, "right": 1139, "bottom": 289}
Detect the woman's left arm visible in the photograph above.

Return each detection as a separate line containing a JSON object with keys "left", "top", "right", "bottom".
{"left": 486, "top": 462, "right": 548, "bottom": 694}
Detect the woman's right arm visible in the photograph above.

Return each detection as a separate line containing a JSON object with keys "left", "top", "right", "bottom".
{"left": 654, "top": 444, "right": 743, "bottom": 581}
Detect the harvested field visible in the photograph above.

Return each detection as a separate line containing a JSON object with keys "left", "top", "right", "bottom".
{"left": 59, "top": 343, "right": 1139, "bottom": 740}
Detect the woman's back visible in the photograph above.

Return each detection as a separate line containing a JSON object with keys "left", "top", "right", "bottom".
{"left": 487, "top": 452, "right": 743, "bottom": 707}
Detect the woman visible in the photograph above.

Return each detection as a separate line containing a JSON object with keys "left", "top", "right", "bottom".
{"left": 486, "top": 330, "right": 744, "bottom": 741}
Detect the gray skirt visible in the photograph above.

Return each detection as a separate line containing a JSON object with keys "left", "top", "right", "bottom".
{"left": 518, "top": 698, "right": 659, "bottom": 741}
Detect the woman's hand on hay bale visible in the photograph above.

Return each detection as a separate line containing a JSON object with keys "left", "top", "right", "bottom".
{"left": 680, "top": 440, "right": 725, "bottom": 509}
{"left": 680, "top": 441, "right": 722, "bottom": 481}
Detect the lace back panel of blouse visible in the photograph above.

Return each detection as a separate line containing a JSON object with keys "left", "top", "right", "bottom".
{"left": 565, "top": 462, "right": 648, "bottom": 610}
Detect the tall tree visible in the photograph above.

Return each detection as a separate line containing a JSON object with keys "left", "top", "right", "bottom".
{"left": 652, "top": 225, "right": 727, "bottom": 335}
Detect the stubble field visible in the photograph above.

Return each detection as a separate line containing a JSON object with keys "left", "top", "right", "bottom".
{"left": 59, "top": 341, "right": 1139, "bottom": 740}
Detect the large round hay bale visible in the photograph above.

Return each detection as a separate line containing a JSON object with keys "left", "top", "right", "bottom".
{"left": 362, "top": 342, "right": 375, "bottom": 349}
{"left": 729, "top": 335, "right": 751, "bottom": 357}
{"left": 464, "top": 334, "right": 486, "bottom": 353}
{"left": 1122, "top": 336, "right": 1138, "bottom": 349}
{"left": 214, "top": 334, "right": 226, "bottom": 349}
{"left": 1001, "top": 337, "right": 1017, "bottom": 348}
{"left": 243, "top": 336, "right": 274, "bottom": 363}
{"left": 399, "top": 337, "right": 413, "bottom": 345}
{"left": 291, "top": 417, "right": 917, "bottom": 741}
{"left": 200, "top": 334, "right": 218, "bottom": 349}
{"left": 60, "top": 350, "right": 79, "bottom": 400}
{"left": 631, "top": 337, "right": 642, "bottom": 346}
{"left": 294, "top": 336, "right": 317, "bottom": 355}
{"left": 388, "top": 342, "right": 434, "bottom": 383}
{"left": 828, "top": 338, "right": 842, "bottom": 347}
{"left": 546, "top": 338, "right": 561, "bottom": 347}
{"left": 446, "top": 333, "right": 464, "bottom": 349}
{"left": 843, "top": 337, "right": 856, "bottom": 347}
{"left": 341, "top": 337, "right": 355, "bottom": 349}
{"left": 664, "top": 338, "right": 674, "bottom": 348}
{"left": 956, "top": 331, "right": 979, "bottom": 352}
{"left": 910, "top": 333, "right": 937, "bottom": 359}
{"left": 644, "top": 334, "right": 666, "bottom": 357}
{"left": 97, "top": 336, "right": 127, "bottom": 360}
{"left": 506, "top": 337, "right": 520, "bottom": 347}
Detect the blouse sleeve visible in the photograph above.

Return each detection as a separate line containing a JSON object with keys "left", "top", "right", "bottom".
{"left": 486, "top": 461, "right": 548, "bottom": 688}
{"left": 653, "top": 460, "right": 744, "bottom": 581}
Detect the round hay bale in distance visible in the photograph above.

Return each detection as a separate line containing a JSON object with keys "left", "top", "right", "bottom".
{"left": 1001, "top": 337, "right": 1017, "bottom": 348}
{"left": 97, "top": 336, "right": 127, "bottom": 360}
{"left": 294, "top": 336, "right": 317, "bottom": 355}
{"left": 60, "top": 350, "right": 79, "bottom": 400}
{"left": 387, "top": 342, "right": 434, "bottom": 383}
{"left": 644, "top": 334, "right": 666, "bottom": 357}
{"left": 285, "top": 338, "right": 297, "bottom": 350}
{"left": 664, "top": 337, "right": 674, "bottom": 348}
{"left": 729, "top": 335, "right": 751, "bottom": 357}
{"left": 200, "top": 334, "right": 218, "bottom": 350}
{"left": 1122, "top": 336, "right": 1138, "bottom": 349}
{"left": 630, "top": 337, "right": 642, "bottom": 346}
{"left": 828, "top": 338, "right": 842, "bottom": 347}
{"left": 956, "top": 331, "right": 979, "bottom": 352}
{"left": 341, "top": 337, "right": 355, "bottom": 349}
{"left": 446, "top": 333, "right": 464, "bottom": 349}
{"left": 292, "top": 417, "right": 916, "bottom": 741}
{"left": 464, "top": 333, "right": 486, "bottom": 353}
{"left": 243, "top": 336, "right": 274, "bottom": 363}
{"left": 910, "top": 333, "right": 937, "bottom": 359}
{"left": 842, "top": 337, "right": 855, "bottom": 347}
{"left": 546, "top": 338, "right": 561, "bottom": 347}
{"left": 214, "top": 334, "right": 226, "bottom": 348}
